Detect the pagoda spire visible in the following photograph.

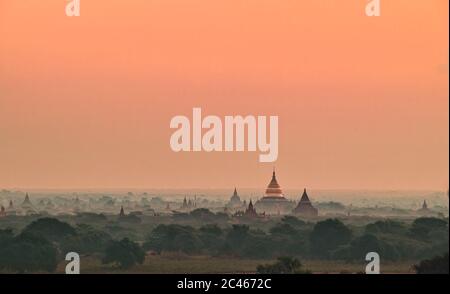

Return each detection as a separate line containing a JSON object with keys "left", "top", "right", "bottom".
{"left": 264, "top": 168, "right": 283, "bottom": 198}
{"left": 22, "top": 193, "right": 33, "bottom": 207}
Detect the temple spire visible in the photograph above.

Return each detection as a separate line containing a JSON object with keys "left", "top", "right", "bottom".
{"left": 264, "top": 168, "right": 284, "bottom": 198}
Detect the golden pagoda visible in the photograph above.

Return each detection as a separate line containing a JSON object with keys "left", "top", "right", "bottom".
{"left": 263, "top": 170, "right": 286, "bottom": 199}
{"left": 255, "top": 169, "right": 293, "bottom": 214}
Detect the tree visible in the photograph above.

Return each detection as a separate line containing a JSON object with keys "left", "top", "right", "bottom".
{"left": 0, "top": 229, "right": 14, "bottom": 247}
{"left": 365, "top": 220, "right": 405, "bottom": 234}
{"left": 242, "top": 236, "right": 274, "bottom": 259}
{"left": 143, "top": 224, "right": 203, "bottom": 254}
{"left": 76, "top": 212, "right": 107, "bottom": 222}
{"left": 281, "top": 215, "right": 306, "bottom": 227}
{"left": 414, "top": 253, "right": 449, "bottom": 274}
{"left": 61, "top": 224, "right": 113, "bottom": 254}
{"left": 270, "top": 223, "right": 297, "bottom": 236}
{"left": 102, "top": 238, "right": 145, "bottom": 269}
{"left": 199, "top": 224, "right": 223, "bottom": 236}
{"left": 0, "top": 232, "right": 58, "bottom": 273}
{"left": 224, "top": 225, "right": 250, "bottom": 254}
{"left": 333, "top": 234, "right": 388, "bottom": 261}
{"left": 257, "top": 257, "right": 310, "bottom": 274}
{"left": 310, "top": 219, "right": 352, "bottom": 258}
{"left": 190, "top": 208, "right": 216, "bottom": 220}
{"left": 410, "top": 217, "right": 448, "bottom": 240}
{"left": 198, "top": 224, "right": 224, "bottom": 254}
{"left": 22, "top": 218, "right": 76, "bottom": 242}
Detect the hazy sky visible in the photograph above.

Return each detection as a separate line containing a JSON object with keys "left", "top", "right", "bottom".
{"left": 0, "top": 0, "right": 448, "bottom": 190}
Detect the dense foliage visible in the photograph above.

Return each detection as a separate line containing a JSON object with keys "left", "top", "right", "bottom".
{"left": 0, "top": 230, "right": 58, "bottom": 273}
{"left": 257, "top": 257, "right": 310, "bottom": 274}
{"left": 0, "top": 215, "right": 448, "bottom": 273}
{"left": 414, "top": 253, "right": 449, "bottom": 274}
{"left": 102, "top": 238, "right": 145, "bottom": 269}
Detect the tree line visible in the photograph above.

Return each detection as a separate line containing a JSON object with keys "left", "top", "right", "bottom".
{"left": 0, "top": 215, "right": 448, "bottom": 273}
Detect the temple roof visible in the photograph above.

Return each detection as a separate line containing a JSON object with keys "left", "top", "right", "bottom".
{"left": 230, "top": 188, "right": 241, "bottom": 202}
{"left": 300, "top": 188, "right": 311, "bottom": 203}
{"left": 293, "top": 188, "right": 318, "bottom": 216}
{"left": 422, "top": 200, "right": 428, "bottom": 210}
{"left": 22, "top": 193, "right": 33, "bottom": 207}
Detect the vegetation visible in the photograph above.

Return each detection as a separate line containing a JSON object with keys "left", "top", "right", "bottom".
{"left": 414, "top": 253, "right": 449, "bottom": 274}
{"left": 310, "top": 219, "right": 352, "bottom": 258}
{"left": 60, "top": 224, "right": 112, "bottom": 254}
{"left": 0, "top": 230, "right": 58, "bottom": 273}
{"left": 102, "top": 238, "right": 145, "bottom": 269}
{"left": 0, "top": 215, "right": 448, "bottom": 273}
{"left": 22, "top": 217, "right": 76, "bottom": 242}
{"left": 257, "top": 257, "right": 310, "bottom": 274}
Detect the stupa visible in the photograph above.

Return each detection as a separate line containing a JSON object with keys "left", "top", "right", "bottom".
{"left": 255, "top": 169, "right": 293, "bottom": 214}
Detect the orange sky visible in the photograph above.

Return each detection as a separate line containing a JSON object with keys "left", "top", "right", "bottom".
{"left": 0, "top": 0, "right": 448, "bottom": 190}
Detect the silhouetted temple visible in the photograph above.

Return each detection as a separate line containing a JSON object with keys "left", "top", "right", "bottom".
{"left": 293, "top": 189, "right": 318, "bottom": 217}
{"left": 181, "top": 196, "right": 195, "bottom": 210}
{"left": 422, "top": 200, "right": 428, "bottom": 210}
{"left": 226, "top": 188, "right": 245, "bottom": 211}
{"left": 20, "top": 193, "right": 37, "bottom": 215}
{"left": 234, "top": 199, "right": 265, "bottom": 219}
{"left": 22, "top": 193, "right": 32, "bottom": 208}
{"left": 417, "top": 200, "right": 431, "bottom": 215}
{"left": 229, "top": 188, "right": 241, "bottom": 205}
{"left": 244, "top": 200, "right": 258, "bottom": 218}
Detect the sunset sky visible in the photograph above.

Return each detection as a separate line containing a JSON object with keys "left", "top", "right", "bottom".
{"left": 0, "top": 0, "right": 448, "bottom": 190}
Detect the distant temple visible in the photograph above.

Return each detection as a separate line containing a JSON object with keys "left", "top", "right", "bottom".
{"left": 229, "top": 188, "right": 241, "bottom": 206}
{"left": 119, "top": 206, "right": 125, "bottom": 217}
{"left": 0, "top": 205, "right": 5, "bottom": 217}
{"left": 20, "top": 193, "right": 37, "bottom": 215}
{"left": 244, "top": 200, "right": 258, "bottom": 218}
{"left": 255, "top": 169, "right": 293, "bottom": 214}
{"left": 226, "top": 188, "right": 245, "bottom": 211}
{"left": 293, "top": 189, "right": 319, "bottom": 217}
{"left": 22, "top": 193, "right": 33, "bottom": 208}
{"left": 234, "top": 199, "right": 265, "bottom": 219}
{"left": 5, "top": 200, "right": 16, "bottom": 216}
{"left": 181, "top": 196, "right": 196, "bottom": 210}
{"left": 417, "top": 200, "right": 431, "bottom": 215}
